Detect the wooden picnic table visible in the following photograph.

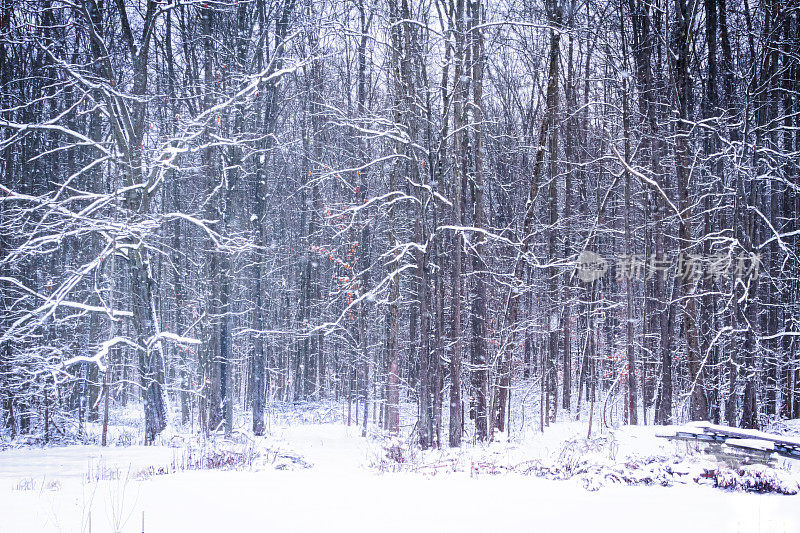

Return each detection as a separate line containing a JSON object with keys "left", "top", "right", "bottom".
{"left": 657, "top": 421, "right": 800, "bottom": 464}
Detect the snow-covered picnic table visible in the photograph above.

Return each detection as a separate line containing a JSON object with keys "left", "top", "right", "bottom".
{"left": 657, "top": 422, "right": 800, "bottom": 464}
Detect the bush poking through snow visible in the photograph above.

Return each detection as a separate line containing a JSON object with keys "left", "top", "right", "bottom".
{"left": 372, "top": 437, "right": 419, "bottom": 473}
{"left": 13, "top": 477, "right": 37, "bottom": 491}
{"left": 86, "top": 461, "right": 122, "bottom": 483}
{"left": 518, "top": 439, "right": 800, "bottom": 494}
{"left": 269, "top": 451, "right": 313, "bottom": 471}
{"left": 375, "top": 438, "right": 405, "bottom": 472}
{"left": 432, "top": 433, "right": 800, "bottom": 495}
{"left": 384, "top": 441, "right": 405, "bottom": 465}
{"left": 710, "top": 465, "right": 800, "bottom": 495}
{"left": 184, "top": 449, "right": 255, "bottom": 471}
{"left": 12, "top": 477, "right": 61, "bottom": 491}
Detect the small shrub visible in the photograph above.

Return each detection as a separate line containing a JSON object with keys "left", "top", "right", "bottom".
{"left": 86, "top": 462, "right": 121, "bottom": 483}
{"left": 713, "top": 465, "right": 800, "bottom": 495}
{"left": 42, "top": 479, "right": 61, "bottom": 491}
{"left": 14, "top": 477, "right": 37, "bottom": 491}
{"left": 373, "top": 437, "right": 416, "bottom": 473}
{"left": 115, "top": 429, "right": 136, "bottom": 447}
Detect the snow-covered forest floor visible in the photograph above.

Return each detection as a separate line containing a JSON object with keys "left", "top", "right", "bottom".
{"left": 2, "top": 403, "right": 800, "bottom": 532}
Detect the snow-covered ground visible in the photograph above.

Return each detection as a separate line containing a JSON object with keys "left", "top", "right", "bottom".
{"left": 2, "top": 414, "right": 800, "bottom": 532}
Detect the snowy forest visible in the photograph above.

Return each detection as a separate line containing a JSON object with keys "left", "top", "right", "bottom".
{"left": 4, "top": 1, "right": 800, "bottom": 530}
{"left": 1, "top": 0, "right": 799, "bottom": 453}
